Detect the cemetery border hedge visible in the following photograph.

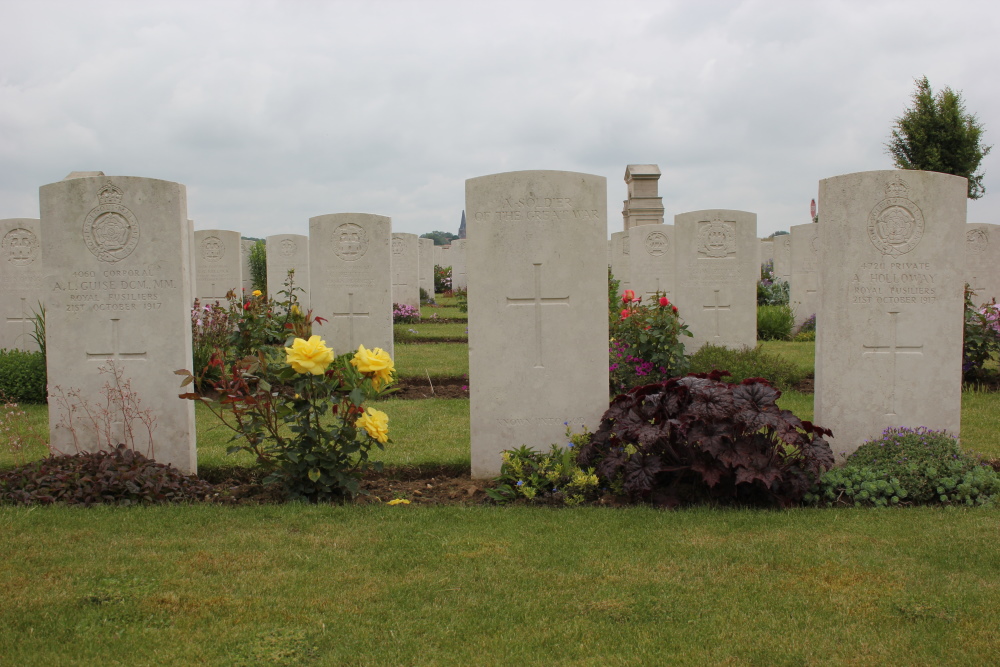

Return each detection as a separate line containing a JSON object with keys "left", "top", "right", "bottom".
{"left": 0, "top": 349, "right": 46, "bottom": 403}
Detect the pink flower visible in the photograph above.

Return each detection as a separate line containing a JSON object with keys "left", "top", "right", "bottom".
{"left": 659, "top": 296, "right": 670, "bottom": 307}
{"left": 622, "top": 290, "right": 635, "bottom": 303}
{"left": 620, "top": 309, "right": 630, "bottom": 320}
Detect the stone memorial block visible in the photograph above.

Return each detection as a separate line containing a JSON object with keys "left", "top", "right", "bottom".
{"left": 450, "top": 239, "right": 468, "bottom": 290}
{"left": 790, "top": 223, "right": 820, "bottom": 328}
{"left": 627, "top": 224, "right": 675, "bottom": 304}
{"left": 621, "top": 164, "right": 665, "bottom": 230}
{"left": 309, "top": 213, "right": 393, "bottom": 358}
{"left": 187, "top": 220, "right": 197, "bottom": 291}
{"left": 391, "top": 233, "right": 420, "bottom": 308}
{"left": 194, "top": 229, "right": 242, "bottom": 303}
{"left": 466, "top": 170, "right": 609, "bottom": 478}
{"left": 674, "top": 209, "right": 758, "bottom": 352}
{"left": 610, "top": 230, "right": 631, "bottom": 295}
{"left": 965, "top": 223, "right": 1000, "bottom": 305}
{"left": 266, "top": 234, "right": 310, "bottom": 307}
{"left": 815, "top": 170, "right": 966, "bottom": 458}
{"left": 418, "top": 237, "right": 435, "bottom": 298}
{"left": 0, "top": 218, "right": 44, "bottom": 351}
{"left": 241, "top": 239, "right": 255, "bottom": 293}
{"left": 760, "top": 239, "right": 774, "bottom": 265}
{"left": 40, "top": 175, "right": 196, "bottom": 473}
{"left": 773, "top": 233, "right": 792, "bottom": 284}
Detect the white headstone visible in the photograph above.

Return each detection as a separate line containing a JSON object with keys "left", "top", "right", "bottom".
{"left": 309, "top": 213, "right": 393, "bottom": 358}
{"left": 240, "top": 239, "right": 256, "bottom": 293}
{"left": 674, "top": 209, "right": 758, "bottom": 352}
{"left": 41, "top": 175, "right": 196, "bottom": 473}
{"left": 965, "top": 223, "right": 1000, "bottom": 305}
{"left": 450, "top": 238, "right": 468, "bottom": 290}
{"left": 0, "top": 218, "right": 44, "bottom": 352}
{"left": 266, "top": 234, "right": 310, "bottom": 307}
{"left": 815, "top": 170, "right": 966, "bottom": 458}
{"left": 626, "top": 224, "right": 675, "bottom": 305}
{"left": 194, "top": 229, "right": 242, "bottom": 303}
{"left": 760, "top": 239, "right": 774, "bottom": 265}
{"left": 390, "top": 233, "right": 420, "bottom": 308}
{"left": 466, "top": 170, "right": 609, "bottom": 478}
{"left": 418, "top": 237, "right": 435, "bottom": 299}
{"left": 789, "top": 223, "right": 820, "bottom": 328}
{"left": 773, "top": 233, "right": 792, "bottom": 284}
{"left": 609, "top": 230, "right": 630, "bottom": 296}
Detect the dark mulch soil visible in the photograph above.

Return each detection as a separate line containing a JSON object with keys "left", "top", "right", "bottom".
{"left": 389, "top": 376, "right": 468, "bottom": 399}
{"left": 792, "top": 374, "right": 814, "bottom": 393}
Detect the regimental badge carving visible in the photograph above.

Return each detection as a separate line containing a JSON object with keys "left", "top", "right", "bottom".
{"left": 867, "top": 177, "right": 925, "bottom": 257}
{"left": 83, "top": 182, "right": 140, "bottom": 263}
{"left": 279, "top": 239, "right": 297, "bottom": 257}
{"left": 392, "top": 236, "right": 405, "bottom": 255}
{"left": 622, "top": 232, "right": 630, "bottom": 255}
{"left": 697, "top": 217, "right": 736, "bottom": 258}
{"left": 2, "top": 228, "right": 39, "bottom": 266}
{"left": 201, "top": 236, "right": 225, "bottom": 262}
{"left": 644, "top": 231, "right": 669, "bottom": 256}
{"left": 967, "top": 227, "right": 989, "bottom": 253}
{"left": 333, "top": 223, "right": 368, "bottom": 261}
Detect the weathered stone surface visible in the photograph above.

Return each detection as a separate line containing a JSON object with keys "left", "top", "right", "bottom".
{"left": 390, "top": 233, "right": 420, "bottom": 308}
{"left": 673, "top": 209, "right": 758, "bottom": 352}
{"left": 40, "top": 175, "right": 196, "bottom": 473}
{"left": 610, "top": 230, "right": 630, "bottom": 296}
{"left": 622, "top": 164, "right": 664, "bottom": 230}
{"left": 965, "top": 223, "right": 1000, "bottom": 305}
{"left": 418, "top": 237, "right": 435, "bottom": 299}
{"left": 241, "top": 239, "right": 255, "bottom": 293}
{"left": 815, "top": 170, "right": 965, "bottom": 458}
{"left": 773, "top": 233, "right": 792, "bottom": 284}
{"left": 450, "top": 239, "right": 468, "bottom": 290}
{"left": 789, "top": 223, "right": 820, "bottom": 328}
{"left": 0, "top": 218, "right": 44, "bottom": 351}
{"left": 194, "top": 229, "right": 242, "bottom": 303}
{"left": 63, "top": 171, "right": 105, "bottom": 180}
{"left": 266, "top": 234, "right": 310, "bottom": 307}
{"left": 626, "top": 223, "right": 675, "bottom": 304}
{"left": 309, "top": 213, "right": 393, "bottom": 358}
{"left": 760, "top": 239, "right": 774, "bottom": 265}
{"left": 466, "top": 170, "right": 608, "bottom": 478}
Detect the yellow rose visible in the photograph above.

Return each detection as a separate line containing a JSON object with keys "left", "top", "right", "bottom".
{"left": 355, "top": 407, "right": 389, "bottom": 443}
{"left": 290, "top": 304, "right": 302, "bottom": 318}
{"left": 252, "top": 289, "right": 262, "bottom": 297}
{"left": 285, "top": 335, "right": 334, "bottom": 375}
{"left": 387, "top": 498, "right": 410, "bottom": 506}
{"left": 350, "top": 344, "right": 395, "bottom": 389}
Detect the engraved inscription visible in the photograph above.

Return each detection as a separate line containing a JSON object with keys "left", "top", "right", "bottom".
{"left": 849, "top": 261, "right": 937, "bottom": 305}
{"left": 967, "top": 227, "right": 989, "bottom": 253}
{"left": 867, "top": 177, "right": 924, "bottom": 257}
{"left": 83, "top": 182, "right": 140, "bottom": 263}
{"left": 333, "top": 223, "right": 369, "bottom": 261}
{"left": 2, "top": 228, "right": 39, "bottom": 266}
{"left": 391, "top": 236, "right": 405, "bottom": 255}
{"left": 200, "top": 236, "right": 226, "bottom": 261}
{"left": 697, "top": 218, "right": 736, "bottom": 258}
{"left": 470, "top": 194, "right": 599, "bottom": 223}
{"left": 52, "top": 266, "right": 175, "bottom": 312}
{"left": 644, "top": 231, "right": 669, "bottom": 256}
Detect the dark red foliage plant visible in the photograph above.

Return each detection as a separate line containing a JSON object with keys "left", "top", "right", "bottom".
{"left": 576, "top": 371, "right": 835, "bottom": 507}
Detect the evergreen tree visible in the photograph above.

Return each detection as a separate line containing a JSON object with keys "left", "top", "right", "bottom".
{"left": 886, "top": 76, "right": 992, "bottom": 199}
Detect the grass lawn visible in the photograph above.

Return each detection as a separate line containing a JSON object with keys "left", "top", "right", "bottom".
{"left": 393, "top": 342, "right": 468, "bottom": 379}
{"left": 394, "top": 321, "right": 468, "bottom": 342}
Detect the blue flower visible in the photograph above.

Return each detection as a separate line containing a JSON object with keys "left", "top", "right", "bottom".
{"left": 516, "top": 480, "right": 524, "bottom": 487}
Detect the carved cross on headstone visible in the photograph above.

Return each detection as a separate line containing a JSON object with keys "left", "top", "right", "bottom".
{"left": 506, "top": 263, "right": 570, "bottom": 369}
{"left": 392, "top": 266, "right": 409, "bottom": 291}
{"left": 331, "top": 292, "right": 370, "bottom": 351}
{"left": 643, "top": 276, "right": 672, "bottom": 302}
{"left": 702, "top": 289, "right": 731, "bottom": 338}
{"left": 862, "top": 310, "right": 923, "bottom": 416}
{"left": 6, "top": 297, "right": 33, "bottom": 350}
{"left": 86, "top": 318, "right": 148, "bottom": 362}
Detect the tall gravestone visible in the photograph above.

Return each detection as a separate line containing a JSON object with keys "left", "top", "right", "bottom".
{"left": 450, "top": 239, "right": 468, "bottom": 290}
{"left": 309, "top": 213, "right": 393, "bottom": 358}
{"left": 466, "top": 170, "right": 609, "bottom": 478}
{"left": 773, "top": 233, "right": 792, "bottom": 284}
{"left": 266, "top": 234, "right": 310, "bottom": 307}
{"left": 627, "top": 224, "right": 675, "bottom": 304}
{"left": 610, "top": 230, "right": 630, "bottom": 296}
{"left": 789, "top": 223, "right": 820, "bottom": 328}
{"left": 674, "top": 209, "right": 758, "bottom": 352}
{"left": 965, "top": 223, "right": 1000, "bottom": 305}
{"left": 391, "top": 233, "right": 420, "bottom": 308}
{"left": 194, "top": 229, "right": 242, "bottom": 303}
{"left": 241, "top": 239, "right": 255, "bottom": 293}
{"left": 815, "top": 170, "right": 966, "bottom": 458}
{"left": 0, "top": 218, "right": 44, "bottom": 352}
{"left": 760, "top": 239, "right": 774, "bottom": 265}
{"left": 41, "top": 175, "right": 196, "bottom": 473}
{"left": 418, "top": 237, "right": 435, "bottom": 298}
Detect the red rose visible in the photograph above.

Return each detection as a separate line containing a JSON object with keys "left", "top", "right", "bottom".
{"left": 672, "top": 305, "right": 678, "bottom": 314}
{"left": 622, "top": 290, "right": 635, "bottom": 303}
{"left": 659, "top": 296, "right": 670, "bottom": 307}
{"left": 620, "top": 309, "right": 630, "bottom": 320}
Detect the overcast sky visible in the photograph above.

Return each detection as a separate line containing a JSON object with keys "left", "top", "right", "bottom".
{"left": 2, "top": 0, "right": 998, "bottom": 239}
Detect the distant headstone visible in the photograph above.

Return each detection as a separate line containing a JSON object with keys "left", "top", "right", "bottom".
{"left": 789, "top": 223, "right": 820, "bottom": 328}
{"left": 418, "top": 237, "right": 435, "bottom": 298}
{"left": 194, "top": 229, "right": 242, "bottom": 303}
{"left": 815, "top": 170, "right": 966, "bottom": 458}
{"left": 309, "top": 213, "right": 393, "bottom": 358}
{"left": 609, "top": 230, "right": 630, "bottom": 296}
{"left": 450, "top": 239, "right": 468, "bottom": 290}
{"left": 240, "top": 239, "right": 255, "bottom": 293}
{"left": 621, "top": 164, "right": 664, "bottom": 230}
{"left": 674, "top": 209, "right": 758, "bottom": 352}
{"left": 266, "top": 234, "right": 310, "bottom": 307}
{"left": 627, "top": 224, "right": 675, "bottom": 304}
{"left": 391, "top": 233, "right": 420, "bottom": 308}
{"left": 0, "top": 218, "right": 44, "bottom": 351}
{"left": 773, "top": 233, "right": 792, "bottom": 284}
{"left": 41, "top": 175, "right": 196, "bottom": 473}
{"left": 965, "top": 223, "right": 1000, "bottom": 305}
{"left": 760, "top": 239, "right": 774, "bottom": 265}
{"left": 466, "top": 170, "right": 609, "bottom": 478}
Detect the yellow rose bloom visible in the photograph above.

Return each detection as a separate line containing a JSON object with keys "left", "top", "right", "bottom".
{"left": 290, "top": 304, "right": 302, "bottom": 318}
{"left": 350, "top": 344, "right": 395, "bottom": 389}
{"left": 355, "top": 407, "right": 389, "bottom": 443}
{"left": 285, "top": 335, "right": 334, "bottom": 375}
{"left": 252, "top": 289, "right": 262, "bottom": 297}
{"left": 387, "top": 498, "right": 410, "bottom": 505}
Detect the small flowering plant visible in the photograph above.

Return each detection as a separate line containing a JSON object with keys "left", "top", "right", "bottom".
{"left": 178, "top": 335, "right": 397, "bottom": 502}
{"left": 609, "top": 289, "right": 692, "bottom": 393}
{"left": 963, "top": 285, "right": 1000, "bottom": 381}
{"left": 392, "top": 303, "right": 421, "bottom": 324}
{"left": 487, "top": 430, "right": 600, "bottom": 506}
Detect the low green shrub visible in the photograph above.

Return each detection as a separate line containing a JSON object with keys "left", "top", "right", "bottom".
{"left": 488, "top": 432, "right": 599, "bottom": 506}
{"left": 793, "top": 330, "right": 816, "bottom": 342}
{"left": 807, "top": 426, "right": 1000, "bottom": 507}
{"left": 689, "top": 344, "right": 804, "bottom": 391}
{"left": 0, "top": 349, "right": 46, "bottom": 403}
{"left": 758, "top": 260, "right": 789, "bottom": 306}
{"left": 757, "top": 304, "right": 794, "bottom": 341}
